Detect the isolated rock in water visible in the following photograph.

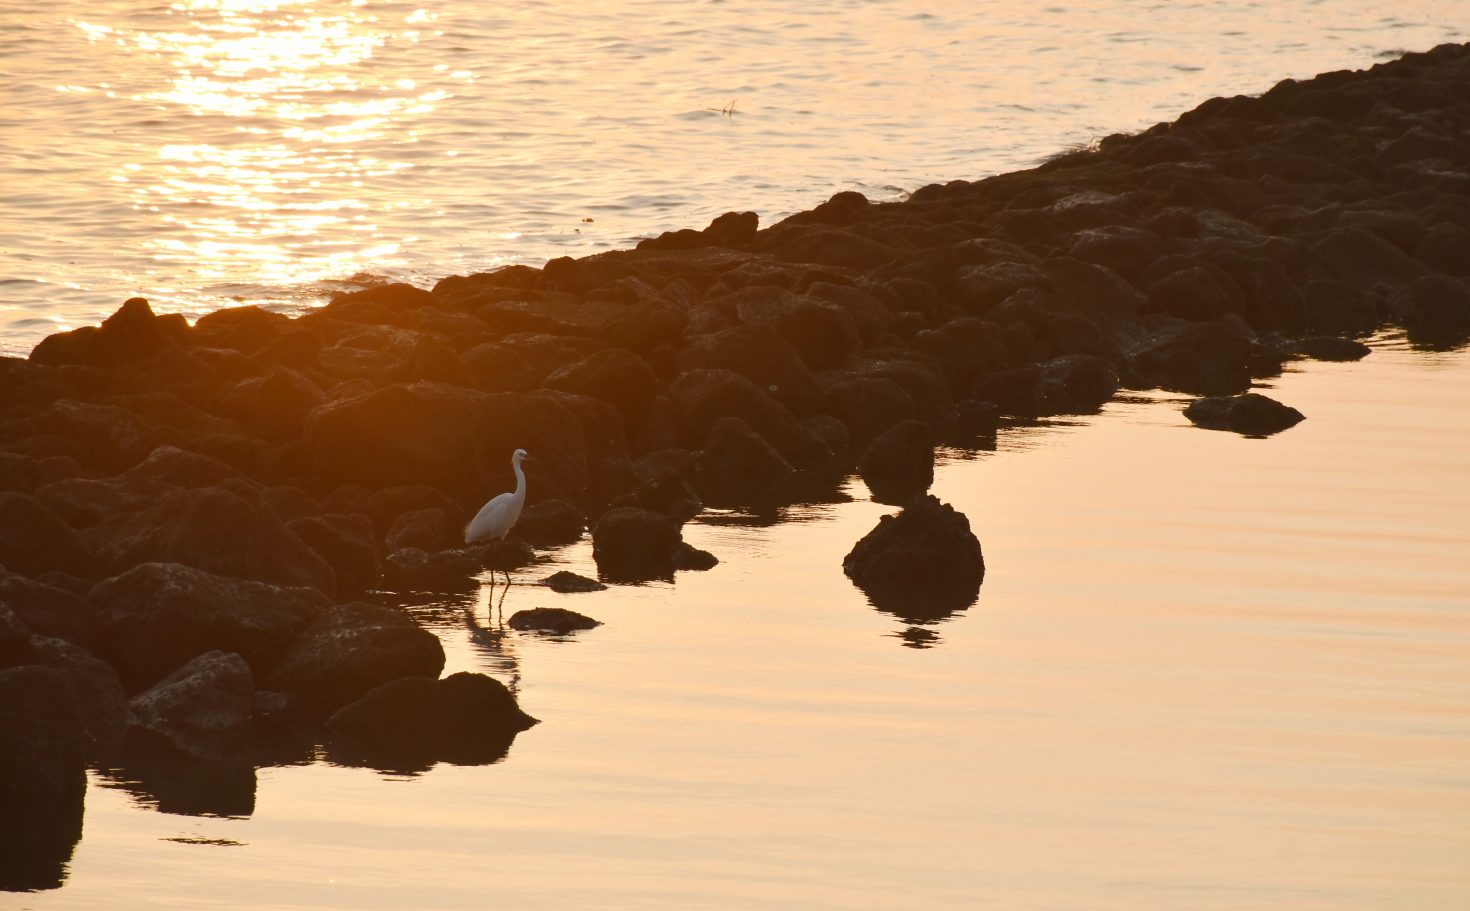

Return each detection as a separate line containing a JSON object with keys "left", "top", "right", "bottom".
{"left": 673, "top": 541, "right": 719, "bottom": 571}
{"left": 128, "top": 650, "right": 254, "bottom": 760}
{"left": 1293, "top": 336, "right": 1371, "bottom": 362}
{"left": 857, "top": 419, "right": 934, "bottom": 505}
{"left": 591, "top": 506, "right": 683, "bottom": 582}
{"left": 0, "top": 492, "right": 92, "bottom": 578}
{"left": 88, "top": 562, "right": 330, "bottom": 693}
{"left": 0, "top": 665, "right": 88, "bottom": 892}
{"left": 508, "top": 607, "right": 601, "bottom": 634}
{"left": 265, "top": 602, "right": 446, "bottom": 717}
{"left": 1184, "top": 393, "right": 1305, "bottom": 436}
{"left": 326, "top": 671, "right": 537, "bottom": 771}
{"left": 843, "top": 494, "right": 985, "bottom": 620}
{"left": 541, "top": 570, "right": 607, "bottom": 593}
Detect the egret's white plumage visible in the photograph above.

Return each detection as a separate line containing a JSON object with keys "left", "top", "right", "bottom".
{"left": 465, "top": 448, "right": 529, "bottom": 545}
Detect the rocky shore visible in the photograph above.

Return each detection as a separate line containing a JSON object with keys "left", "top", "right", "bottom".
{"left": 4, "top": 43, "right": 1470, "bottom": 890}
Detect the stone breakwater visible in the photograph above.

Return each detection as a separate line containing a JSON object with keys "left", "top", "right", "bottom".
{"left": 4, "top": 43, "right": 1470, "bottom": 889}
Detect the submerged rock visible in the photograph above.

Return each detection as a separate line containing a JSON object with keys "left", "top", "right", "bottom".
{"left": 541, "top": 570, "right": 607, "bottom": 593}
{"left": 843, "top": 494, "right": 985, "bottom": 621}
{"left": 591, "top": 506, "right": 684, "bottom": 582}
{"left": 856, "top": 419, "right": 934, "bottom": 505}
{"left": 1183, "top": 392, "right": 1306, "bottom": 436}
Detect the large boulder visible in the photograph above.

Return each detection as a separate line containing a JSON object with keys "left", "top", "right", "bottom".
{"left": 83, "top": 485, "right": 337, "bottom": 594}
{"left": 843, "top": 495, "right": 985, "bottom": 621}
{"left": 0, "top": 492, "right": 91, "bottom": 578}
{"left": 88, "top": 562, "right": 331, "bottom": 692}
{"left": 0, "top": 568, "right": 92, "bottom": 647}
{"left": 265, "top": 602, "right": 446, "bottom": 717}
{"left": 286, "top": 512, "right": 380, "bottom": 594}
{"left": 29, "top": 297, "right": 190, "bottom": 370}
{"left": 1183, "top": 393, "right": 1306, "bottom": 436}
{"left": 127, "top": 650, "right": 254, "bottom": 759}
{"left": 674, "top": 323, "right": 825, "bottom": 415}
{"left": 693, "top": 416, "right": 797, "bottom": 506}
{"left": 669, "top": 369, "right": 830, "bottom": 469}
{"left": 0, "top": 665, "right": 87, "bottom": 892}
{"left": 543, "top": 347, "right": 659, "bottom": 430}
{"left": 27, "top": 634, "right": 131, "bottom": 751}
{"left": 326, "top": 672, "right": 537, "bottom": 771}
{"left": 1124, "top": 317, "right": 1256, "bottom": 395}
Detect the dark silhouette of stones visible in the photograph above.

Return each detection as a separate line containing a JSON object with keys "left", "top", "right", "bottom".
{"left": 843, "top": 494, "right": 985, "bottom": 621}
{"left": 192, "top": 304, "right": 291, "bottom": 353}
{"left": 694, "top": 416, "right": 797, "bottom": 506}
{"left": 507, "top": 607, "right": 601, "bottom": 634}
{"left": 724, "top": 284, "right": 861, "bottom": 369}
{"left": 88, "top": 562, "right": 330, "bottom": 692}
{"left": 515, "top": 498, "right": 586, "bottom": 547}
{"left": 673, "top": 541, "right": 719, "bottom": 571}
{"left": 541, "top": 570, "right": 607, "bottom": 593}
{"left": 326, "top": 671, "right": 536, "bottom": 771}
{"left": 0, "top": 665, "right": 87, "bottom": 892}
{"left": 30, "top": 297, "right": 190, "bottom": 369}
{"left": 610, "top": 463, "right": 703, "bottom": 521}
{"left": 592, "top": 506, "right": 683, "bottom": 582}
{"left": 1398, "top": 274, "right": 1470, "bottom": 349}
{"left": 83, "top": 485, "right": 337, "bottom": 594}
{"left": 128, "top": 650, "right": 254, "bottom": 760}
{"left": 381, "top": 546, "right": 486, "bottom": 590}
{"left": 822, "top": 376, "right": 916, "bottom": 445}
{"left": 669, "top": 368, "right": 829, "bottom": 469}
{"left": 0, "top": 492, "right": 91, "bottom": 578}
{"left": 1036, "top": 354, "right": 1120, "bottom": 414}
{"left": 639, "top": 210, "right": 759, "bottom": 251}
{"left": 1125, "top": 318, "right": 1255, "bottom": 394}
{"left": 266, "top": 603, "right": 445, "bottom": 717}
{"left": 857, "top": 419, "right": 934, "bottom": 505}
{"left": 675, "top": 323, "right": 825, "bottom": 416}
{"left": 1184, "top": 393, "right": 1306, "bottom": 435}
{"left": 220, "top": 366, "right": 324, "bottom": 439}
{"left": 0, "top": 452, "right": 43, "bottom": 494}
{"left": 384, "top": 507, "right": 457, "bottom": 552}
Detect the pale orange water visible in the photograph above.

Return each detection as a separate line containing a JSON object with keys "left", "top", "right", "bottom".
{"left": 18, "top": 336, "right": 1468, "bottom": 910}
{"left": 2, "top": 0, "right": 1466, "bottom": 355}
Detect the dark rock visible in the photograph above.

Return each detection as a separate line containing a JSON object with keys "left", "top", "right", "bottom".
{"left": 382, "top": 546, "right": 485, "bottom": 590}
{"left": 592, "top": 507, "right": 683, "bottom": 582}
{"left": 507, "top": 607, "right": 601, "bottom": 634}
{"left": 1398, "top": 274, "right": 1470, "bottom": 349}
{"left": 724, "top": 284, "right": 861, "bottom": 369}
{"left": 694, "top": 416, "right": 797, "bottom": 506}
{"left": 0, "top": 492, "right": 91, "bottom": 577}
{"left": 541, "top": 570, "right": 607, "bottom": 593}
{"left": 128, "top": 650, "right": 254, "bottom": 760}
{"left": 1293, "top": 336, "right": 1372, "bottom": 361}
{"left": 287, "top": 513, "right": 380, "bottom": 594}
{"left": 266, "top": 602, "right": 446, "bottom": 717}
{"left": 822, "top": 376, "right": 916, "bottom": 445}
{"left": 83, "top": 485, "right": 337, "bottom": 594}
{"left": 544, "top": 348, "right": 659, "bottom": 429}
{"left": 951, "top": 400, "right": 1000, "bottom": 438}
{"left": 669, "top": 368, "right": 829, "bottom": 469}
{"left": 27, "top": 634, "right": 131, "bottom": 751}
{"left": 675, "top": 323, "right": 825, "bottom": 416}
{"left": 673, "top": 541, "right": 719, "bottom": 571}
{"left": 220, "top": 367, "right": 324, "bottom": 439}
{"left": 857, "top": 419, "right": 934, "bottom": 505}
{"left": 326, "top": 671, "right": 536, "bottom": 771}
{"left": 384, "top": 507, "right": 457, "bottom": 552}
{"left": 843, "top": 494, "right": 985, "bottom": 622}
{"left": 1184, "top": 393, "right": 1306, "bottom": 435}
{"left": 88, "top": 561, "right": 330, "bottom": 692}
{"left": 515, "top": 498, "right": 586, "bottom": 547}
{"left": 30, "top": 297, "right": 189, "bottom": 370}
{"left": 1125, "top": 317, "right": 1256, "bottom": 394}
{"left": 0, "top": 452, "right": 43, "bottom": 493}
{"left": 1036, "top": 354, "right": 1120, "bottom": 414}
{"left": 0, "top": 665, "right": 87, "bottom": 892}
{"left": 609, "top": 466, "right": 703, "bottom": 522}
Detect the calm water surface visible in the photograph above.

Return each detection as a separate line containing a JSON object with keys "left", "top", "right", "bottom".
{"left": 1, "top": 0, "right": 1466, "bottom": 355}
{"left": 15, "top": 337, "right": 1470, "bottom": 910}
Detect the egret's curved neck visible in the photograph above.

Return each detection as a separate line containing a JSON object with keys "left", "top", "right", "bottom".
{"left": 511, "top": 459, "right": 527, "bottom": 501}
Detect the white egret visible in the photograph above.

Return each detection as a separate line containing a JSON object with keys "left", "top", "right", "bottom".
{"left": 466, "top": 448, "right": 531, "bottom": 587}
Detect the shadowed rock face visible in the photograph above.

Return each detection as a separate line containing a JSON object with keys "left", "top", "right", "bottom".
{"left": 0, "top": 665, "right": 87, "bottom": 892}
{"left": 1184, "top": 392, "right": 1307, "bottom": 436}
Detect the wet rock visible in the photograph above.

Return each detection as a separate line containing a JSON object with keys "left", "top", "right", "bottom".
{"left": 843, "top": 494, "right": 985, "bottom": 620}
{"left": 0, "top": 452, "right": 43, "bottom": 494}
{"left": 515, "top": 498, "right": 586, "bottom": 547}
{"left": 670, "top": 368, "right": 830, "bottom": 469}
{"left": 673, "top": 541, "right": 719, "bottom": 571}
{"left": 1125, "top": 317, "right": 1256, "bottom": 394}
{"left": 592, "top": 506, "right": 683, "bottom": 582}
{"left": 384, "top": 507, "right": 458, "bottom": 552}
{"left": 822, "top": 375, "right": 916, "bottom": 445}
{"left": 541, "top": 570, "right": 607, "bottom": 593}
{"left": 266, "top": 602, "right": 446, "bottom": 717}
{"left": 724, "top": 284, "right": 861, "bottom": 369}
{"left": 951, "top": 399, "right": 1000, "bottom": 438}
{"left": 326, "top": 671, "right": 536, "bottom": 771}
{"left": 0, "top": 665, "right": 87, "bottom": 892}
{"left": 83, "top": 485, "right": 337, "bottom": 594}
{"left": 675, "top": 323, "right": 825, "bottom": 415}
{"left": 507, "top": 607, "right": 601, "bottom": 634}
{"left": 857, "top": 419, "right": 934, "bottom": 505}
{"left": 128, "top": 650, "right": 254, "bottom": 760}
{"left": 611, "top": 464, "right": 703, "bottom": 522}
{"left": 1184, "top": 392, "right": 1306, "bottom": 435}
{"left": 382, "top": 546, "right": 484, "bottom": 590}
{"left": 1398, "top": 274, "right": 1470, "bottom": 349}
{"left": 1293, "top": 336, "right": 1372, "bottom": 361}
{"left": 220, "top": 366, "right": 325, "bottom": 440}
{"left": 1036, "top": 354, "right": 1120, "bottom": 414}
{"left": 0, "top": 492, "right": 91, "bottom": 578}
{"left": 694, "top": 416, "right": 797, "bottom": 506}
{"left": 88, "top": 561, "right": 330, "bottom": 692}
